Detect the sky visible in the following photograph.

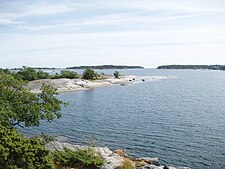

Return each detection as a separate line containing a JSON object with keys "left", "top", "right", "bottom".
{"left": 0, "top": 0, "right": 225, "bottom": 68}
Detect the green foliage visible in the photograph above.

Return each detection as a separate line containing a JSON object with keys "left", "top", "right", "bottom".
{"left": 0, "top": 72, "right": 66, "bottom": 128}
{"left": 17, "top": 66, "right": 41, "bottom": 81}
{"left": 82, "top": 69, "right": 98, "bottom": 80}
{"left": 37, "top": 70, "right": 51, "bottom": 79}
{"left": 52, "top": 148, "right": 104, "bottom": 169}
{"left": 1, "top": 66, "right": 79, "bottom": 81}
{"left": 59, "top": 70, "right": 78, "bottom": 79}
{"left": 0, "top": 71, "right": 67, "bottom": 169}
{"left": 114, "top": 71, "right": 120, "bottom": 78}
{"left": 0, "top": 126, "right": 55, "bottom": 169}
{"left": 38, "top": 133, "right": 55, "bottom": 145}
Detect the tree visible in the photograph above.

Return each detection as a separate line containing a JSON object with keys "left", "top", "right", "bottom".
{"left": 17, "top": 66, "right": 39, "bottom": 81}
{"left": 0, "top": 72, "right": 66, "bottom": 128}
{"left": 0, "top": 72, "right": 67, "bottom": 168}
{"left": 82, "top": 69, "right": 97, "bottom": 80}
{"left": 59, "top": 70, "right": 78, "bottom": 79}
{"left": 113, "top": 71, "right": 120, "bottom": 78}
{"left": 37, "top": 70, "right": 50, "bottom": 79}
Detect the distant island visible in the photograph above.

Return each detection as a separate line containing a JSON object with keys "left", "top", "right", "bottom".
{"left": 157, "top": 65, "right": 225, "bottom": 70}
{"left": 10, "top": 67, "right": 58, "bottom": 70}
{"left": 66, "top": 65, "right": 144, "bottom": 69}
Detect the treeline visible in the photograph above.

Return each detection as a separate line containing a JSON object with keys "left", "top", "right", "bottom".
{"left": 157, "top": 65, "right": 225, "bottom": 70}
{"left": 0, "top": 67, "right": 102, "bottom": 81}
{"left": 66, "top": 65, "right": 144, "bottom": 69}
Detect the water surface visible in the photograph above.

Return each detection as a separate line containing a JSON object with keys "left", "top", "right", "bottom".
{"left": 22, "top": 69, "right": 225, "bottom": 169}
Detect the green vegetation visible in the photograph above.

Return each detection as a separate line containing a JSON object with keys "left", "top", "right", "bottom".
{"left": 82, "top": 69, "right": 98, "bottom": 80}
{"left": 157, "top": 65, "right": 225, "bottom": 70}
{"left": 0, "top": 126, "right": 55, "bottom": 169}
{"left": 66, "top": 65, "right": 144, "bottom": 69}
{"left": 53, "top": 148, "right": 104, "bottom": 169}
{"left": 0, "top": 72, "right": 65, "bottom": 168}
{"left": 0, "top": 72, "right": 66, "bottom": 128}
{"left": 16, "top": 66, "right": 50, "bottom": 81}
{"left": 0, "top": 71, "right": 105, "bottom": 169}
{"left": 114, "top": 71, "right": 120, "bottom": 78}
{"left": 38, "top": 133, "right": 55, "bottom": 145}
{"left": 52, "top": 70, "right": 79, "bottom": 79}
{"left": 0, "top": 66, "right": 79, "bottom": 81}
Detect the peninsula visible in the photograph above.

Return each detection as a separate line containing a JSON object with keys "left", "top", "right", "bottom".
{"left": 157, "top": 65, "right": 225, "bottom": 70}
{"left": 27, "top": 74, "right": 173, "bottom": 93}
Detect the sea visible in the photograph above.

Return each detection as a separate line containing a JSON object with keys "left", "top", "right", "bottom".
{"left": 22, "top": 68, "right": 225, "bottom": 169}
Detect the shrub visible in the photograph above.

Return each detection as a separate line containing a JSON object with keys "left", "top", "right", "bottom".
{"left": 0, "top": 126, "right": 55, "bottom": 169}
{"left": 113, "top": 71, "right": 120, "bottom": 78}
{"left": 17, "top": 66, "right": 39, "bottom": 81}
{"left": 82, "top": 69, "right": 97, "bottom": 80}
{"left": 59, "top": 70, "right": 78, "bottom": 79}
{"left": 38, "top": 133, "right": 55, "bottom": 145}
{"left": 52, "top": 147, "right": 104, "bottom": 169}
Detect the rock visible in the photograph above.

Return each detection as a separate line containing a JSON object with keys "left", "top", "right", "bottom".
{"left": 94, "top": 147, "right": 113, "bottom": 158}
{"left": 45, "top": 142, "right": 191, "bottom": 169}
{"left": 45, "top": 141, "right": 80, "bottom": 151}
{"left": 137, "top": 165, "right": 163, "bottom": 169}
{"left": 138, "top": 165, "right": 178, "bottom": 169}
{"left": 101, "top": 154, "right": 123, "bottom": 169}
{"left": 136, "top": 157, "right": 160, "bottom": 166}
{"left": 115, "top": 149, "right": 126, "bottom": 156}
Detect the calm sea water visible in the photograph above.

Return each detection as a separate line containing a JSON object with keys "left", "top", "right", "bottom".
{"left": 22, "top": 69, "right": 225, "bottom": 169}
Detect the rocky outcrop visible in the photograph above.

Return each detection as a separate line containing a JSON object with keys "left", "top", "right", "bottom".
{"left": 27, "top": 75, "right": 175, "bottom": 93}
{"left": 45, "top": 141, "right": 191, "bottom": 169}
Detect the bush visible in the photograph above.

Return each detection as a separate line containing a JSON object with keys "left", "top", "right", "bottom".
{"left": 82, "top": 69, "right": 97, "bottom": 80}
{"left": 52, "top": 147, "right": 104, "bottom": 169}
{"left": 38, "top": 133, "right": 55, "bottom": 145}
{"left": 59, "top": 70, "right": 78, "bottom": 79}
{"left": 0, "top": 126, "right": 55, "bottom": 169}
{"left": 114, "top": 71, "right": 120, "bottom": 78}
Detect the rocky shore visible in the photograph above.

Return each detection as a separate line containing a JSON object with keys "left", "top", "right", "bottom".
{"left": 27, "top": 75, "right": 174, "bottom": 93}
{"left": 45, "top": 141, "right": 190, "bottom": 169}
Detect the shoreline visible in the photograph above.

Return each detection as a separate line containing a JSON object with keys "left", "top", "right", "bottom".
{"left": 27, "top": 75, "right": 175, "bottom": 93}
{"left": 46, "top": 141, "right": 191, "bottom": 169}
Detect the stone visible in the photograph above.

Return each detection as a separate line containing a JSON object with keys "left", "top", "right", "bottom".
{"left": 115, "top": 149, "right": 126, "bottom": 156}
{"left": 136, "top": 157, "right": 160, "bottom": 166}
{"left": 45, "top": 141, "right": 80, "bottom": 151}
{"left": 94, "top": 147, "right": 113, "bottom": 158}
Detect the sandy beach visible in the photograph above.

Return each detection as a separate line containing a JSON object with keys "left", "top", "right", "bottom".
{"left": 27, "top": 75, "right": 174, "bottom": 93}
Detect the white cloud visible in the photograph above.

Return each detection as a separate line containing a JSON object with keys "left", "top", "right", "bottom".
{"left": 17, "top": 11, "right": 200, "bottom": 31}
{"left": 1, "top": 0, "right": 225, "bottom": 67}
{"left": 1, "top": 30, "right": 225, "bottom": 67}
{"left": 95, "top": 0, "right": 225, "bottom": 13}
{"left": 0, "top": 1, "right": 74, "bottom": 26}
{"left": 18, "top": 2, "right": 73, "bottom": 18}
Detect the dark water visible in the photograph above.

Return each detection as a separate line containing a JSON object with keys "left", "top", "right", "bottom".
{"left": 22, "top": 69, "right": 225, "bottom": 169}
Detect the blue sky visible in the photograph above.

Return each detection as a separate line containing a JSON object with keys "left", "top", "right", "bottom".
{"left": 1, "top": 0, "right": 225, "bottom": 68}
